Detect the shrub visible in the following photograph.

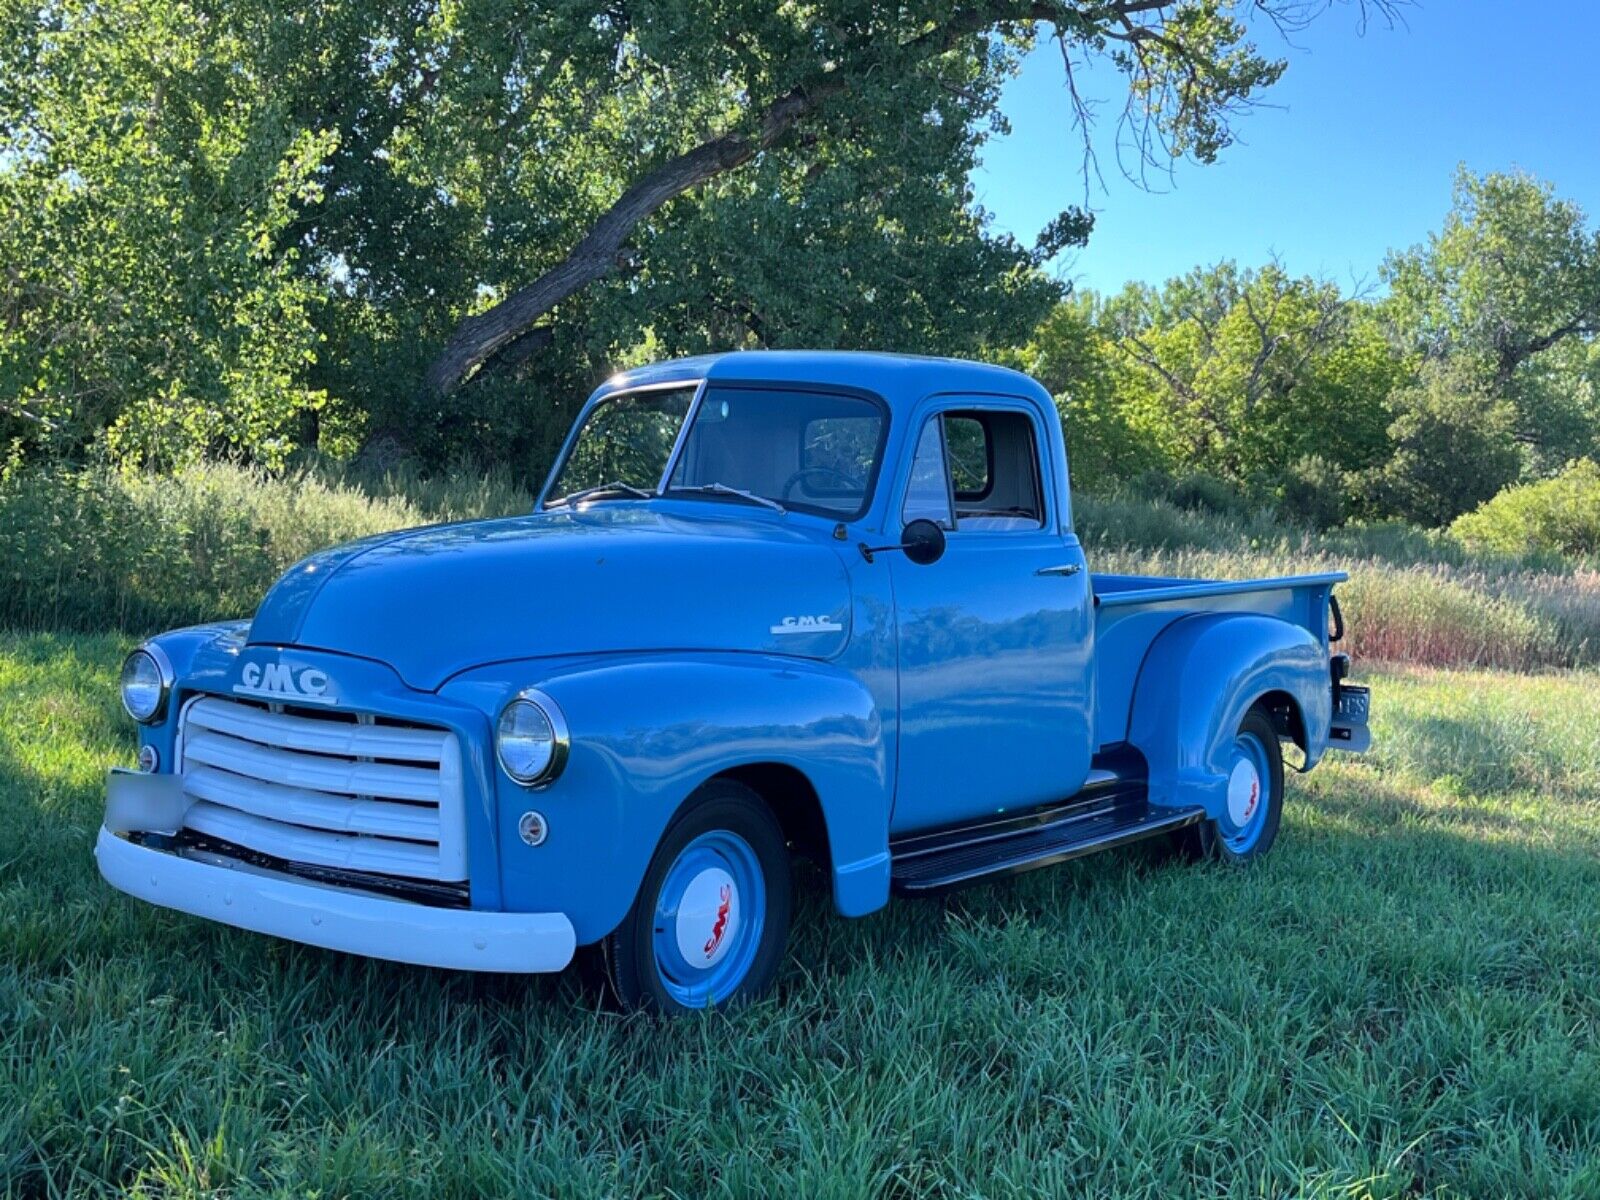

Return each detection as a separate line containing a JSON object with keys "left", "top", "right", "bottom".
{"left": 0, "top": 464, "right": 528, "bottom": 635}
{"left": 1167, "top": 471, "right": 1248, "bottom": 518}
{"left": 1450, "top": 459, "right": 1600, "bottom": 558}
{"left": 1277, "top": 455, "right": 1346, "bottom": 531}
{"left": 1361, "top": 360, "right": 1523, "bottom": 528}
{"left": 0, "top": 460, "right": 542, "bottom": 634}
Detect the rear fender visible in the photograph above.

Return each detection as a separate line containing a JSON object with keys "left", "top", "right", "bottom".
{"left": 441, "top": 653, "right": 890, "bottom": 943}
{"left": 1126, "top": 614, "right": 1331, "bottom": 820}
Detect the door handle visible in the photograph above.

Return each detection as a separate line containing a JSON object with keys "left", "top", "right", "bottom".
{"left": 1036, "top": 563, "right": 1082, "bottom": 577}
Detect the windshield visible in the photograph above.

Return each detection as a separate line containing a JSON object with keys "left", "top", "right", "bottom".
{"left": 546, "top": 383, "right": 886, "bottom": 518}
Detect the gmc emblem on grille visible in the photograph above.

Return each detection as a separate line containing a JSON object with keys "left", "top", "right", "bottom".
{"left": 233, "top": 661, "right": 336, "bottom": 705}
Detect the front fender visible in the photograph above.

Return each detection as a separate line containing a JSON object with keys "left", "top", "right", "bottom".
{"left": 441, "top": 652, "right": 890, "bottom": 944}
{"left": 1127, "top": 614, "right": 1331, "bottom": 821}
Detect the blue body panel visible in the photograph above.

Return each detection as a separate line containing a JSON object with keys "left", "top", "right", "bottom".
{"left": 128, "top": 351, "right": 1356, "bottom": 948}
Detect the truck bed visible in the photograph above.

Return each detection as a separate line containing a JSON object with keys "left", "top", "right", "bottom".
{"left": 1092, "top": 571, "right": 1345, "bottom": 748}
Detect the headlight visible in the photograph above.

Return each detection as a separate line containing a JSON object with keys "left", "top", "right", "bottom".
{"left": 496, "top": 689, "right": 569, "bottom": 787}
{"left": 120, "top": 646, "right": 173, "bottom": 724}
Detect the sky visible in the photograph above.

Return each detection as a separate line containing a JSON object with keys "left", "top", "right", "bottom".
{"left": 971, "top": 0, "right": 1600, "bottom": 297}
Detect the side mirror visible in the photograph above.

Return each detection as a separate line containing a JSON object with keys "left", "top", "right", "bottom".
{"left": 900, "top": 518, "right": 947, "bottom": 565}
{"left": 859, "top": 518, "right": 947, "bottom": 565}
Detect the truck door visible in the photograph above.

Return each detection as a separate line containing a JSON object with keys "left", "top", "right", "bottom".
{"left": 888, "top": 400, "right": 1094, "bottom": 834}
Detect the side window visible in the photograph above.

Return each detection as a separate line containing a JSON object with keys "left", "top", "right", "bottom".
{"left": 945, "top": 410, "right": 1045, "bottom": 531}
{"left": 901, "top": 417, "right": 954, "bottom": 529}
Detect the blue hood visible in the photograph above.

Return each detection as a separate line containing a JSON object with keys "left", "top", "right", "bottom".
{"left": 247, "top": 506, "right": 854, "bottom": 690}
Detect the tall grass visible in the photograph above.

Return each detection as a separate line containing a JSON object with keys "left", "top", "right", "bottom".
{"left": 4, "top": 464, "right": 1598, "bottom": 670}
{"left": 1079, "top": 491, "right": 1600, "bottom": 670}
{"left": 0, "top": 463, "right": 532, "bottom": 633}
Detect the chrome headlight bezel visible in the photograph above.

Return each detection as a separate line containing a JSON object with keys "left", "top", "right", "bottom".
{"left": 495, "top": 688, "right": 570, "bottom": 788}
{"left": 120, "top": 644, "right": 174, "bottom": 725}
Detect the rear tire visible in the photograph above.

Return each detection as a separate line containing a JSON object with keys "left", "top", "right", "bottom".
{"left": 1173, "top": 707, "right": 1284, "bottom": 864}
{"left": 596, "top": 779, "right": 791, "bottom": 1014}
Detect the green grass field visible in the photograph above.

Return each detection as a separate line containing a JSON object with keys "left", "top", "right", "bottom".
{"left": 3, "top": 634, "right": 1597, "bottom": 1197}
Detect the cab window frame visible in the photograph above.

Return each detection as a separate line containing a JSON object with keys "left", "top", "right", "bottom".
{"left": 899, "top": 402, "right": 1051, "bottom": 535}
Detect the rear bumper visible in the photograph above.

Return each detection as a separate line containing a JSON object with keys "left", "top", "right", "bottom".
{"left": 95, "top": 826, "right": 576, "bottom": 973}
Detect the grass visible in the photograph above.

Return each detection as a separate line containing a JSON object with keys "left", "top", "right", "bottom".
{"left": 3, "top": 633, "right": 1598, "bottom": 1197}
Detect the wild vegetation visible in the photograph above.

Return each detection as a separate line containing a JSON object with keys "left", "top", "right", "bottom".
{"left": 1, "top": 461, "right": 1595, "bottom": 675}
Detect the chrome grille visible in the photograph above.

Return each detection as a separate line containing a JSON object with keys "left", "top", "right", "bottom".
{"left": 176, "top": 695, "right": 467, "bottom": 882}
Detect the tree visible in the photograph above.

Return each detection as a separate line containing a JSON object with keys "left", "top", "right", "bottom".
{"left": 0, "top": 1, "right": 332, "bottom": 466}
{"left": 1384, "top": 168, "right": 1600, "bottom": 472}
{"left": 1087, "top": 262, "right": 1401, "bottom": 488}
{"left": 1450, "top": 458, "right": 1600, "bottom": 557}
{"left": 1361, "top": 358, "right": 1522, "bottom": 528}
{"left": 423, "top": 1, "right": 1402, "bottom": 399}
{"left": 2, "top": 0, "right": 1401, "bottom": 472}
{"left": 1014, "top": 292, "right": 1166, "bottom": 491}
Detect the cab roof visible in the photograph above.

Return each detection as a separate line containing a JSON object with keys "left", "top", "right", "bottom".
{"left": 597, "top": 350, "right": 1050, "bottom": 409}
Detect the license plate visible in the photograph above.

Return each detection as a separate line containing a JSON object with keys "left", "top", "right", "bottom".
{"left": 1334, "top": 684, "right": 1369, "bottom": 723}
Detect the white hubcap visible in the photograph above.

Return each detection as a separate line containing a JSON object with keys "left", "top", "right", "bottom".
{"left": 675, "top": 867, "right": 740, "bottom": 967}
{"left": 1227, "top": 759, "right": 1262, "bottom": 829}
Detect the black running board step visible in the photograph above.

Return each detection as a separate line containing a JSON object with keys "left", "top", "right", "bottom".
{"left": 890, "top": 804, "right": 1206, "bottom": 896}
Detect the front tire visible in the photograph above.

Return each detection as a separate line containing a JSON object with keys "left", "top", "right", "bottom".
{"left": 597, "top": 779, "right": 792, "bottom": 1013}
{"left": 1175, "top": 707, "right": 1285, "bottom": 863}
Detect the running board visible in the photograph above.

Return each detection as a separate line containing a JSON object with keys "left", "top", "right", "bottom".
{"left": 890, "top": 795, "right": 1205, "bottom": 896}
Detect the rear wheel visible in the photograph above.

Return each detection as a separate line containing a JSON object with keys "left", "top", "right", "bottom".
{"left": 596, "top": 779, "right": 791, "bottom": 1013}
{"left": 1174, "top": 707, "right": 1284, "bottom": 863}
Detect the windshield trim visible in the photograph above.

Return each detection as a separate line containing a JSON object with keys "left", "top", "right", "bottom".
{"left": 657, "top": 377, "right": 709, "bottom": 492}
{"left": 536, "top": 378, "right": 705, "bottom": 511}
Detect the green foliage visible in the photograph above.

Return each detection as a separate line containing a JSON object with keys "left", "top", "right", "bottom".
{"left": 1451, "top": 459, "right": 1600, "bottom": 557}
{"left": 1017, "top": 295, "right": 1168, "bottom": 491}
{"left": 1028, "top": 170, "right": 1600, "bottom": 531}
{"left": 1384, "top": 167, "right": 1600, "bottom": 473}
{"left": 0, "top": 1, "right": 333, "bottom": 467}
{"left": 1166, "top": 470, "right": 1250, "bottom": 518}
{"left": 1276, "top": 454, "right": 1346, "bottom": 531}
{"left": 1360, "top": 358, "right": 1524, "bottom": 528}
{"left": 1, "top": 0, "right": 1368, "bottom": 474}
{"left": 1034, "top": 264, "right": 1407, "bottom": 506}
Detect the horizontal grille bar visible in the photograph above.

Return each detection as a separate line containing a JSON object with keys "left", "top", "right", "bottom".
{"left": 184, "top": 765, "right": 441, "bottom": 842}
{"left": 184, "top": 729, "right": 442, "bottom": 803}
{"left": 187, "top": 696, "right": 449, "bottom": 762}
{"left": 185, "top": 801, "right": 446, "bottom": 879}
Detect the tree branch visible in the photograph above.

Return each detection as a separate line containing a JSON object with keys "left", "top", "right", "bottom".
{"left": 423, "top": 77, "right": 845, "bottom": 394}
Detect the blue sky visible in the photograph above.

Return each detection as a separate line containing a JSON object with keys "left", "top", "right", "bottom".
{"left": 971, "top": 0, "right": 1600, "bottom": 297}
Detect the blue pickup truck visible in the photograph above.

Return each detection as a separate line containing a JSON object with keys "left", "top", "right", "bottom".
{"left": 99, "top": 351, "right": 1370, "bottom": 1012}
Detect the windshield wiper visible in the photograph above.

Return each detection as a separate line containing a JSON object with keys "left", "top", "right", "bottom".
{"left": 548, "top": 481, "right": 653, "bottom": 508}
{"left": 668, "top": 483, "right": 786, "bottom": 513}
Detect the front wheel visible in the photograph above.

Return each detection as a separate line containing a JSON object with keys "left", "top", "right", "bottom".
{"left": 1175, "top": 707, "right": 1285, "bottom": 863}
{"left": 596, "top": 780, "right": 792, "bottom": 1013}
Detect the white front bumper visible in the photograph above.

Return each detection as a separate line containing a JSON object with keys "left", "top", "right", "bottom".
{"left": 95, "top": 827, "right": 576, "bottom": 973}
